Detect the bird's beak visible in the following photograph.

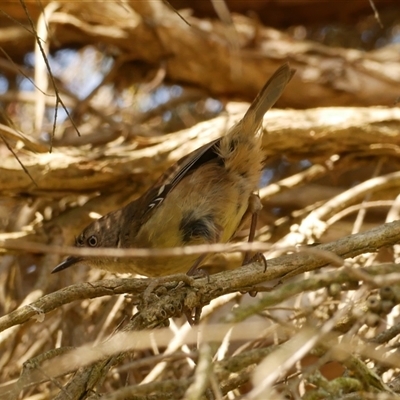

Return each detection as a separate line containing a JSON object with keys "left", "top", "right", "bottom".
{"left": 51, "top": 256, "right": 81, "bottom": 274}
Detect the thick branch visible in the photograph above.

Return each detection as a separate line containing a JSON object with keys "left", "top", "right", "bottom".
{"left": 0, "top": 1, "right": 399, "bottom": 106}
{"left": 2, "top": 107, "right": 400, "bottom": 194}
{"left": 1, "top": 220, "right": 400, "bottom": 333}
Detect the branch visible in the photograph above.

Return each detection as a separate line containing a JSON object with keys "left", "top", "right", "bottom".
{"left": 1, "top": 1, "right": 399, "bottom": 106}
{"left": 1, "top": 107, "right": 400, "bottom": 194}
{"left": 2, "top": 220, "right": 400, "bottom": 333}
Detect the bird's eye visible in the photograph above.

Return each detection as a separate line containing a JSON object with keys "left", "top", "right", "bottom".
{"left": 87, "top": 235, "right": 98, "bottom": 247}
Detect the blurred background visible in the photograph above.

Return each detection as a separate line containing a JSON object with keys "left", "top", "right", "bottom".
{"left": 1, "top": 1, "right": 400, "bottom": 399}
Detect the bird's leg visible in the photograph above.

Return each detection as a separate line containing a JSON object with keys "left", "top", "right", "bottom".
{"left": 242, "top": 210, "right": 258, "bottom": 265}
{"left": 186, "top": 254, "right": 209, "bottom": 278}
{"left": 241, "top": 193, "right": 267, "bottom": 270}
{"left": 184, "top": 224, "right": 224, "bottom": 325}
{"left": 186, "top": 223, "right": 223, "bottom": 277}
{"left": 182, "top": 259, "right": 210, "bottom": 326}
{"left": 237, "top": 194, "right": 267, "bottom": 298}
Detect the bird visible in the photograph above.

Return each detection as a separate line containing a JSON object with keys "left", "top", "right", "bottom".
{"left": 52, "top": 63, "right": 295, "bottom": 277}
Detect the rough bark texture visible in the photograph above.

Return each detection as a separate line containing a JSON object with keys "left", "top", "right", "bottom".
{"left": 0, "top": 1, "right": 399, "bottom": 106}
{"left": 2, "top": 2, "right": 400, "bottom": 400}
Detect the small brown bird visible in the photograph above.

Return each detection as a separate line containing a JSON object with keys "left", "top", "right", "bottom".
{"left": 52, "top": 64, "right": 295, "bottom": 277}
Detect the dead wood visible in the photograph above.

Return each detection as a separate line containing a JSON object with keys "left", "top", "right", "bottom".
{"left": 0, "top": 1, "right": 399, "bottom": 107}
{"left": 2, "top": 1, "right": 400, "bottom": 399}
{"left": 1, "top": 106, "right": 400, "bottom": 195}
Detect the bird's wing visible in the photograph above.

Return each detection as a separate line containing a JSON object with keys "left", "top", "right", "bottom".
{"left": 142, "top": 138, "right": 222, "bottom": 213}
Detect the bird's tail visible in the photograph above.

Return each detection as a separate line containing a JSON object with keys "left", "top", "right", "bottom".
{"left": 219, "top": 63, "right": 295, "bottom": 185}
{"left": 241, "top": 63, "right": 295, "bottom": 137}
